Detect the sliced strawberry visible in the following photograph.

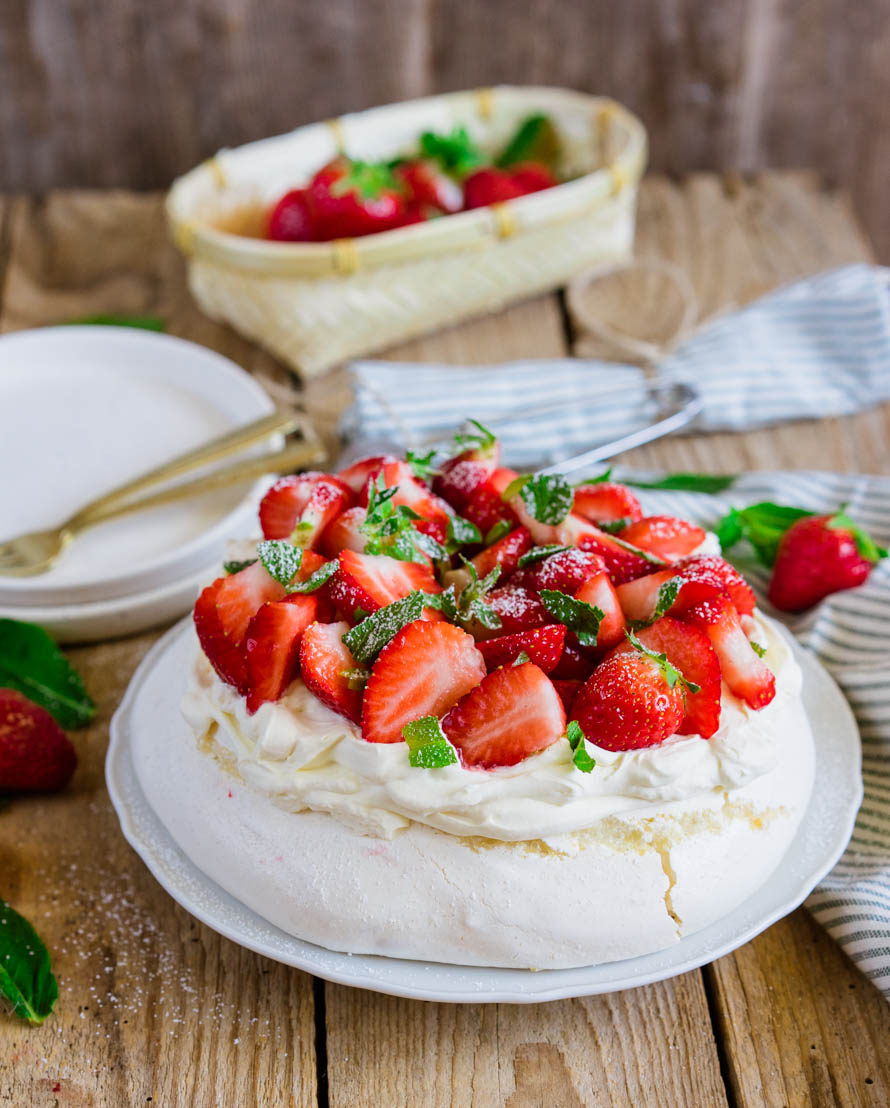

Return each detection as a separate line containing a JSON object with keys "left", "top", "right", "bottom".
{"left": 299, "top": 620, "right": 364, "bottom": 723}
{"left": 244, "top": 595, "right": 319, "bottom": 713}
{"left": 442, "top": 662, "right": 566, "bottom": 768}
{"left": 259, "top": 473, "right": 326, "bottom": 539}
{"left": 336, "top": 454, "right": 396, "bottom": 495}
{"left": 551, "top": 678, "right": 583, "bottom": 714}
{"left": 329, "top": 549, "right": 441, "bottom": 620}
{"left": 615, "top": 567, "right": 722, "bottom": 623}
{"left": 463, "top": 480, "right": 518, "bottom": 536}
{"left": 471, "top": 526, "right": 533, "bottom": 579}
{"left": 292, "top": 477, "right": 354, "bottom": 549}
{"left": 320, "top": 506, "right": 368, "bottom": 557}
{"left": 483, "top": 585, "right": 549, "bottom": 637}
{"left": 680, "top": 596, "right": 776, "bottom": 710}
{"left": 674, "top": 555, "right": 757, "bottom": 617}
{"left": 571, "top": 650, "right": 686, "bottom": 752}
{"left": 293, "top": 549, "right": 336, "bottom": 620}
{"left": 619, "top": 516, "right": 706, "bottom": 561}
{"left": 551, "top": 640, "right": 594, "bottom": 681}
{"left": 611, "top": 617, "right": 722, "bottom": 738}
{"left": 361, "top": 620, "right": 486, "bottom": 743}
{"left": 0, "top": 689, "right": 78, "bottom": 793}
{"left": 489, "top": 467, "right": 520, "bottom": 495}
{"left": 194, "top": 577, "right": 250, "bottom": 692}
{"left": 575, "top": 524, "right": 663, "bottom": 585}
{"left": 574, "top": 571, "right": 626, "bottom": 650}
{"left": 521, "top": 548, "right": 602, "bottom": 594}
{"left": 573, "top": 482, "right": 643, "bottom": 524}
{"left": 477, "top": 624, "right": 566, "bottom": 674}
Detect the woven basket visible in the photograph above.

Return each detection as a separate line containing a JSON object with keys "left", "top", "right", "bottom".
{"left": 166, "top": 86, "right": 647, "bottom": 377}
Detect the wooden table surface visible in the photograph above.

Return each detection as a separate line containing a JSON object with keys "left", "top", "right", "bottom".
{"left": 1, "top": 172, "right": 889, "bottom": 1107}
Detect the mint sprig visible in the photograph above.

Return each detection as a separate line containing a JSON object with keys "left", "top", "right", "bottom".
{"left": 503, "top": 473, "right": 573, "bottom": 526}
{"left": 406, "top": 449, "right": 438, "bottom": 481}
{"left": 289, "top": 559, "right": 338, "bottom": 594}
{"left": 629, "top": 577, "right": 681, "bottom": 630}
{"left": 455, "top": 559, "right": 502, "bottom": 630}
{"left": 716, "top": 502, "right": 814, "bottom": 567}
{"left": 361, "top": 475, "right": 448, "bottom": 564}
{"left": 257, "top": 540, "right": 303, "bottom": 587}
{"left": 0, "top": 620, "right": 94, "bottom": 729}
{"left": 403, "top": 716, "right": 459, "bottom": 769}
{"left": 566, "top": 720, "right": 596, "bottom": 773}
{"left": 0, "top": 898, "right": 58, "bottom": 1025}
{"left": 452, "top": 418, "right": 497, "bottom": 455}
{"left": 446, "top": 514, "right": 482, "bottom": 551}
{"left": 539, "top": 590, "right": 603, "bottom": 647}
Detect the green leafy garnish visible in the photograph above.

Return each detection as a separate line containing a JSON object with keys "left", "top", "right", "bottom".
{"left": 630, "top": 578, "right": 681, "bottom": 630}
{"left": 256, "top": 540, "right": 303, "bottom": 587}
{"left": 483, "top": 520, "right": 514, "bottom": 546}
{"left": 289, "top": 559, "right": 339, "bottom": 594}
{"left": 65, "top": 313, "right": 165, "bottom": 331}
{"left": 627, "top": 473, "right": 736, "bottom": 493}
{"left": 496, "top": 113, "right": 560, "bottom": 169}
{"left": 406, "top": 449, "right": 438, "bottom": 481}
{"left": 223, "top": 557, "right": 257, "bottom": 575}
{"left": 518, "top": 545, "right": 571, "bottom": 568}
{"left": 513, "top": 651, "right": 531, "bottom": 666}
{"left": 452, "top": 418, "right": 497, "bottom": 455}
{"left": 828, "top": 510, "right": 888, "bottom": 563}
{"left": 454, "top": 560, "right": 502, "bottom": 630}
{"left": 566, "top": 720, "right": 596, "bottom": 774}
{"left": 403, "top": 716, "right": 458, "bottom": 769}
{"left": 607, "top": 534, "right": 667, "bottom": 566}
{"left": 361, "top": 476, "right": 447, "bottom": 564}
{"left": 626, "top": 630, "right": 700, "bottom": 695}
{"left": 420, "top": 127, "right": 485, "bottom": 177}
{"left": 0, "top": 621, "right": 94, "bottom": 728}
{"left": 334, "top": 159, "right": 399, "bottom": 200}
{"left": 574, "top": 468, "right": 613, "bottom": 487}
{"left": 0, "top": 899, "right": 58, "bottom": 1025}
{"left": 506, "top": 473, "right": 573, "bottom": 526}
{"left": 750, "top": 640, "right": 767, "bottom": 658}
{"left": 446, "top": 514, "right": 482, "bottom": 551}
{"left": 716, "top": 502, "right": 814, "bottom": 567}
{"left": 342, "top": 591, "right": 439, "bottom": 665}
{"left": 340, "top": 667, "right": 371, "bottom": 690}
{"left": 596, "top": 517, "right": 634, "bottom": 534}
{"left": 539, "top": 590, "right": 603, "bottom": 647}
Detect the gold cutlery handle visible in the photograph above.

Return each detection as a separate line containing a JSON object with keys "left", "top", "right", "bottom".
{"left": 70, "top": 409, "right": 300, "bottom": 528}
{"left": 75, "top": 440, "right": 326, "bottom": 530}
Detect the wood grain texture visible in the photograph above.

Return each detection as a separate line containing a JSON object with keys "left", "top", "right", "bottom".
{"left": 2, "top": 0, "right": 890, "bottom": 260}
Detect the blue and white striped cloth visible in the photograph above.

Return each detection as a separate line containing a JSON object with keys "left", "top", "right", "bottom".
{"left": 345, "top": 264, "right": 890, "bottom": 469}
{"left": 343, "top": 265, "right": 890, "bottom": 999}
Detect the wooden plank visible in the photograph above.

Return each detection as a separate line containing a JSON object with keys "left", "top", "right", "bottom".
{"left": 571, "top": 170, "right": 890, "bottom": 1105}
{"left": 0, "top": 193, "right": 318, "bottom": 1107}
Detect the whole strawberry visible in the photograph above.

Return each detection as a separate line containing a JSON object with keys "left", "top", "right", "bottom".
{"left": 570, "top": 633, "right": 698, "bottom": 751}
{"left": 768, "top": 511, "right": 886, "bottom": 612}
{"left": 0, "top": 689, "right": 78, "bottom": 792}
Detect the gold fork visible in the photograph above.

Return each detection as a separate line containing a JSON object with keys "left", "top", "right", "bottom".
{"left": 0, "top": 410, "right": 326, "bottom": 577}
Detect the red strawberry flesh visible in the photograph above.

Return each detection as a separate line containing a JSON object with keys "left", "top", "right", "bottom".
{"left": 477, "top": 624, "right": 567, "bottom": 674}
{"left": 299, "top": 620, "right": 364, "bottom": 723}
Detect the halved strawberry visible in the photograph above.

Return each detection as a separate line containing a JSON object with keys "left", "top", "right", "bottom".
{"left": 619, "top": 516, "right": 706, "bottom": 561}
{"left": 293, "top": 549, "right": 336, "bottom": 621}
{"left": 674, "top": 555, "right": 757, "bottom": 617}
{"left": 679, "top": 596, "right": 776, "bottom": 710}
{"left": 336, "top": 454, "right": 396, "bottom": 495}
{"left": 329, "top": 549, "right": 441, "bottom": 619}
{"left": 362, "top": 461, "right": 450, "bottom": 526}
{"left": 551, "top": 640, "right": 594, "bottom": 681}
{"left": 489, "top": 467, "right": 520, "bottom": 495}
{"left": 477, "top": 624, "right": 566, "bottom": 673}
{"left": 575, "top": 525, "right": 664, "bottom": 585}
{"left": 610, "top": 617, "right": 722, "bottom": 738}
{"left": 573, "top": 482, "right": 643, "bottom": 524}
{"left": 299, "top": 620, "right": 364, "bottom": 723}
{"left": 571, "top": 649, "right": 686, "bottom": 752}
{"left": 615, "top": 567, "right": 722, "bottom": 623}
{"left": 442, "top": 662, "right": 566, "bottom": 768}
{"left": 320, "top": 506, "right": 368, "bottom": 557}
{"left": 463, "top": 480, "right": 518, "bottom": 536}
{"left": 483, "top": 585, "right": 549, "bottom": 637}
{"left": 292, "top": 477, "right": 354, "bottom": 549}
{"left": 244, "top": 595, "right": 319, "bottom": 713}
{"left": 194, "top": 578, "right": 250, "bottom": 692}
{"left": 259, "top": 473, "right": 327, "bottom": 539}
{"left": 471, "top": 526, "right": 533, "bottom": 579}
{"left": 551, "top": 678, "right": 583, "bottom": 714}
{"left": 361, "top": 621, "right": 486, "bottom": 743}
{"left": 434, "top": 457, "right": 491, "bottom": 510}
{"left": 573, "top": 571, "right": 626, "bottom": 650}
{"left": 521, "top": 548, "right": 602, "bottom": 594}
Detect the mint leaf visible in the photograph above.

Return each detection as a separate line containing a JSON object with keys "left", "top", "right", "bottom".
{"left": 361, "top": 475, "right": 446, "bottom": 564}
{"left": 596, "top": 517, "right": 633, "bottom": 535}
{"left": 540, "top": 590, "right": 603, "bottom": 647}
{"left": 518, "top": 545, "right": 571, "bottom": 568}
{"left": 340, "top": 667, "right": 370, "bottom": 690}
{"left": 828, "top": 510, "right": 888, "bottom": 563}
{"left": 455, "top": 559, "right": 502, "bottom": 630}
{"left": 566, "top": 720, "right": 596, "bottom": 773}
{"left": 425, "top": 585, "right": 459, "bottom": 621}
{"left": 446, "top": 514, "right": 482, "bottom": 550}
{"left": 420, "top": 127, "right": 485, "bottom": 176}
{"left": 406, "top": 449, "right": 438, "bottom": 481}
{"left": 716, "top": 502, "right": 814, "bottom": 567}
{"left": 496, "top": 114, "right": 560, "bottom": 169}
{"left": 513, "top": 651, "right": 531, "bottom": 666}
{"left": 626, "top": 473, "right": 736, "bottom": 493}
{"left": 343, "top": 591, "right": 439, "bottom": 665}
{"left": 630, "top": 578, "right": 681, "bottom": 630}
{"left": 0, "top": 620, "right": 94, "bottom": 728}
{"left": 223, "top": 557, "right": 257, "bottom": 575}
{"left": 289, "top": 559, "right": 338, "bottom": 594}
{"left": 0, "top": 899, "right": 58, "bottom": 1025}
{"left": 256, "top": 540, "right": 303, "bottom": 587}
{"left": 573, "top": 468, "right": 613, "bottom": 487}
{"left": 65, "top": 313, "right": 165, "bottom": 331}
{"left": 750, "top": 640, "right": 767, "bottom": 658}
{"left": 452, "top": 418, "right": 497, "bottom": 454}
{"left": 403, "top": 716, "right": 458, "bottom": 769}
{"left": 483, "top": 520, "right": 514, "bottom": 546}
{"left": 520, "top": 474, "right": 573, "bottom": 525}
{"left": 626, "top": 630, "right": 700, "bottom": 694}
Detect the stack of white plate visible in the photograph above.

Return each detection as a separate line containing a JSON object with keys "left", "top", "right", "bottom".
{"left": 0, "top": 327, "right": 277, "bottom": 641}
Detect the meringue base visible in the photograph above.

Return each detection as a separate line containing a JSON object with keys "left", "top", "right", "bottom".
{"left": 134, "top": 693, "right": 814, "bottom": 969}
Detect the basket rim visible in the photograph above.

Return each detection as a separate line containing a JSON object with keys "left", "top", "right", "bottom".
{"left": 166, "top": 85, "right": 647, "bottom": 278}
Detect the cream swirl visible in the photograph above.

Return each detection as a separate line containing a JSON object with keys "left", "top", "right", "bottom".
{"left": 181, "top": 613, "right": 804, "bottom": 843}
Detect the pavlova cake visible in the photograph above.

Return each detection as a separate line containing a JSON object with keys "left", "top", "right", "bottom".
{"left": 153, "top": 423, "right": 814, "bottom": 968}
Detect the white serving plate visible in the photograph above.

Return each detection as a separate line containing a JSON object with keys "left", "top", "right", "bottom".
{"left": 106, "top": 621, "right": 862, "bottom": 1003}
{"left": 0, "top": 327, "right": 273, "bottom": 612}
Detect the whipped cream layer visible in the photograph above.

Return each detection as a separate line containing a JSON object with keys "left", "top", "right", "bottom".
{"left": 182, "top": 612, "right": 805, "bottom": 843}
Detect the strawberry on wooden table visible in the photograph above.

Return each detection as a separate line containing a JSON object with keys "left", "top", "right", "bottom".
{"left": 299, "top": 621, "right": 365, "bottom": 724}
{"left": 330, "top": 549, "right": 440, "bottom": 620}
{"left": 768, "top": 511, "right": 887, "bottom": 611}
{"left": 680, "top": 596, "right": 776, "bottom": 710}
{"left": 477, "top": 624, "right": 567, "bottom": 674}
{"left": 244, "top": 595, "right": 319, "bottom": 714}
{"left": 361, "top": 621, "right": 486, "bottom": 744}
{"left": 0, "top": 689, "right": 78, "bottom": 792}
{"left": 442, "top": 662, "right": 566, "bottom": 768}
{"left": 619, "top": 516, "right": 706, "bottom": 561}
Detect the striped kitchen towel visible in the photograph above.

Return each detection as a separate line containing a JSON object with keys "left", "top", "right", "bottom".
{"left": 344, "top": 264, "right": 890, "bottom": 469}
{"left": 614, "top": 470, "right": 890, "bottom": 999}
